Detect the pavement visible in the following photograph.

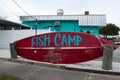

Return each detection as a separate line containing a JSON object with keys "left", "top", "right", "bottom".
{"left": 0, "top": 47, "right": 120, "bottom": 80}
{"left": 0, "top": 60, "right": 120, "bottom": 80}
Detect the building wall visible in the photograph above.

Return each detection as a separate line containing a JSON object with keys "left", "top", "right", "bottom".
{"left": 20, "top": 15, "right": 106, "bottom": 27}
{"left": 23, "top": 20, "right": 79, "bottom": 31}
{"left": 80, "top": 26, "right": 99, "bottom": 36}
{"left": 22, "top": 20, "right": 99, "bottom": 36}
{"left": 53, "top": 20, "right": 79, "bottom": 32}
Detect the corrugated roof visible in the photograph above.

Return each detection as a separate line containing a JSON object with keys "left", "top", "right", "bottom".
{"left": 0, "top": 19, "right": 30, "bottom": 29}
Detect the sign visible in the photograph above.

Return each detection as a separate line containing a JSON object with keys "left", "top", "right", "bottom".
{"left": 31, "top": 33, "right": 82, "bottom": 47}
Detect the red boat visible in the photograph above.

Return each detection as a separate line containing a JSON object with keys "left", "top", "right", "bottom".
{"left": 15, "top": 32, "right": 118, "bottom": 64}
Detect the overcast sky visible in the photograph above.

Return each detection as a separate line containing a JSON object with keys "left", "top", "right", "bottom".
{"left": 0, "top": 0, "right": 120, "bottom": 27}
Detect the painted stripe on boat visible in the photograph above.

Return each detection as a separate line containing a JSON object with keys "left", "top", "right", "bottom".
{"left": 17, "top": 47, "right": 101, "bottom": 50}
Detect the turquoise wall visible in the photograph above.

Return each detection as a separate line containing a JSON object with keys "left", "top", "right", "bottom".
{"left": 80, "top": 26, "right": 99, "bottom": 36}
{"left": 56, "top": 20, "right": 79, "bottom": 32}
{"left": 22, "top": 20, "right": 99, "bottom": 36}
{"left": 23, "top": 20, "right": 79, "bottom": 32}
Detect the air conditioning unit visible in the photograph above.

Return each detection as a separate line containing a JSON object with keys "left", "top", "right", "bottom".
{"left": 55, "top": 21, "right": 60, "bottom": 28}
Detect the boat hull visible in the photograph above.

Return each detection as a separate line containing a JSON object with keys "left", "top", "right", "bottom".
{"left": 17, "top": 47, "right": 102, "bottom": 64}
{"left": 14, "top": 32, "right": 116, "bottom": 64}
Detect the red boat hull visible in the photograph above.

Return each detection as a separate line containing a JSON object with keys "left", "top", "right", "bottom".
{"left": 17, "top": 47, "right": 102, "bottom": 64}
{"left": 15, "top": 32, "right": 117, "bottom": 64}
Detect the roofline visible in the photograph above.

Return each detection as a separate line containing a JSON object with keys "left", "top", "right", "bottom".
{"left": 0, "top": 18, "right": 31, "bottom": 28}
{"left": 20, "top": 14, "right": 106, "bottom": 17}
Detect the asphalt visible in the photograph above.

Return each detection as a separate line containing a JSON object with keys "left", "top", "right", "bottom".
{"left": 0, "top": 60, "right": 120, "bottom": 80}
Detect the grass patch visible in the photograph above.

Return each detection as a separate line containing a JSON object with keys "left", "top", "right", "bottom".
{"left": 0, "top": 74, "right": 23, "bottom": 80}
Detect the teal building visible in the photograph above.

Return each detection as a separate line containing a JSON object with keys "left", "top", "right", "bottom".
{"left": 20, "top": 9, "right": 106, "bottom": 36}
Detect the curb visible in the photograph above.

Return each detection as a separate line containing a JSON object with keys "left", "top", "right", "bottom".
{"left": 63, "top": 66, "right": 120, "bottom": 75}
{"left": 0, "top": 57, "right": 120, "bottom": 75}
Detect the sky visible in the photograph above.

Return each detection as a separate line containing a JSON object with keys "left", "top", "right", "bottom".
{"left": 0, "top": 0, "right": 120, "bottom": 27}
